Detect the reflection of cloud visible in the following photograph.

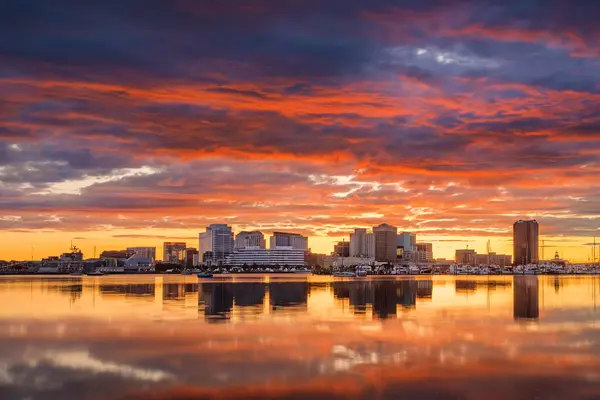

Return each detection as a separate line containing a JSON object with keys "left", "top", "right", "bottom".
{"left": 27, "top": 350, "right": 173, "bottom": 382}
{"left": 0, "top": 362, "right": 13, "bottom": 384}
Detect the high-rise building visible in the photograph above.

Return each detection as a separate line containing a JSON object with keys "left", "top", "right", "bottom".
{"left": 235, "top": 231, "right": 266, "bottom": 249}
{"left": 333, "top": 241, "right": 350, "bottom": 257}
{"left": 397, "top": 232, "right": 417, "bottom": 252}
{"left": 269, "top": 232, "right": 308, "bottom": 250}
{"left": 373, "top": 224, "right": 398, "bottom": 262}
{"left": 349, "top": 228, "right": 375, "bottom": 257}
{"left": 513, "top": 220, "right": 539, "bottom": 265}
{"left": 127, "top": 247, "right": 156, "bottom": 261}
{"left": 163, "top": 242, "right": 186, "bottom": 263}
{"left": 199, "top": 224, "right": 234, "bottom": 261}
{"left": 185, "top": 248, "right": 199, "bottom": 268}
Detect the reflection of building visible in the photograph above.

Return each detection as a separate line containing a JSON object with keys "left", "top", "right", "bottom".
{"left": 333, "top": 241, "right": 350, "bottom": 257}
{"left": 417, "top": 280, "right": 433, "bottom": 299}
{"left": 163, "top": 242, "right": 186, "bottom": 263}
{"left": 100, "top": 284, "right": 155, "bottom": 297}
{"left": 373, "top": 281, "right": 398, "bottom": 319}
{"left": 225, "top": 247, "right": 305, "bottom": 266}
{"left": 455, "top": 249, "right": 476, "bottom": 264}
{"left": 269, "top": 282, "right": 308, "bottom": 309}
{"left": 513, "top": 276, "right": 539, "bottom": 320}
{"left": 349, "top": 228, "right": 375, "bottom": 257}
{"left": 163, "top": 283, "right": 185, "bottom": 300}
{"left": 127, "top": 247, "right": 156, "bottom": 261}
{"left": 514, "top": 220, "right": 539, "bottom": 265}
{"left": 201, "top": 283, "right": 234, "bottom": 321}
{"left": 398, "top": 280, "right": 417, "bottom": 308}
{"left": 374, "top": 224, "right": 398, "bottom": 262}
{"left": 200, "top": 224, "right": 234, "bottom": 262}
{"left": 235, "top": 231, "right": 266, "bottom": 249}
{"left": 232, "top": 283, "right": 266, "bottom": 307}
{"left": 269, "top": 232, "right": 308, "bottom": 250}
{"left": 455, "top": 280, "right": 477, "bottom": 294}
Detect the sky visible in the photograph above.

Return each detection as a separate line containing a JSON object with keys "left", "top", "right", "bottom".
{"left": 1, "top": 0, "right": 599, "bottom": 261}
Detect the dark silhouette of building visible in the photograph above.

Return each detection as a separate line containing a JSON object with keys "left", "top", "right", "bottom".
{"left": 269, "top": 282, "right": 308, "bottom": 310}
{"left": 201, "top": 283, "right": 234, "bottom": 321}
{"left": 185, "top": 248, "right": 199, "bottom": 268}
{"left": 513, "top": 276, "right": 539, "bottom": 320}
{"left": 333, "top": 241, "right": 350, "bottom": 257}
{"left": 373, "top": 281, "right": 398, "bottom": 318}
{"left": 232, "top": 283, "right": 267, "bottom": 307}
{"left": 513, "top": 220, "right": 539, "bottom": 265}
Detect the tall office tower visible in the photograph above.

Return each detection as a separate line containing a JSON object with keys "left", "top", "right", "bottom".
{"left": 373, "top": 224, "right": 398, "bottom": 262}
{"left": 163, "top": 242, "right": 186, "bottom": 263}
{"left": 235, "top": 231, "right": 266, "bottom": 249}
{"left": 269, "top": 232, "right": 308, "bottom": 250}
{"left": 126, "top": 247, "right": 156, "bottom": 261}
{"left": 349, "top": 228, "right": 375, "bottom": 257}
{"left": 397, "top": 232, "right": 417, "bottom": 252}
{"left": 199, "top": 224, "right": 235, "bottom": 261}
{"left": 333, "top": 241, "right": 350, "bottom": 257}
{"left": 513, "top": 220, "right": 539, "bottom": 265}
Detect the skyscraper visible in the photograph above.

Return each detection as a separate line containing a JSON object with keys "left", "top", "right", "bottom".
{"left": 235, "top": 231, "right": 266, "bottom": 249}
{"left": 199, "top": 224, "right": 234, "bottom": 261}
{"left": 513, "top": 220, "right": 539, "bottom": 265}
{"left": 269, "top": 232, "right": 308, "bottom": 250}
{"left": 373, "top": 224, "right": 398, "bottom": 262}
{"left": 163, "top": 242, "right": 186, "bottom": 263}
{"left": 349, "top": 228, "right": 375, "bottom": 257}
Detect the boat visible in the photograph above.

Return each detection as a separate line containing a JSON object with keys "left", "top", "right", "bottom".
{"left": 197, "top": 272, "right": 213, "bottom": 278}
{"left": 86, "top": 271, "right": 104, "bottom": 276}
{"left": 356, "top": 270, "right": 368, "bottom": 277}
{"left": 181, "top": 269, "right": 193, "bottom": 275}
{"left": 333, "top": 271, "right": 356, "bottom": 278}
{"left": 293, "top": 268, "right": 311, "bottom": 274}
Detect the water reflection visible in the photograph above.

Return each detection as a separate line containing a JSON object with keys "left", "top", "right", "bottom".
{"left": 513, "top": 276, "right": 540, "bottom": 321}
{"left": 1, "top": 275, "right": 600, "bottom": 399}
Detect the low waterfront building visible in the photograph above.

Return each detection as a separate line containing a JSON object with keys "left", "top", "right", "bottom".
{"left": 324, "top": 256, "right": 375, "bottom": 268}
{"left": 126, "top": 247, "right": 156, "bottom": 261}
{"left": 225, "top": 246, "right": 305, "bottom": 266}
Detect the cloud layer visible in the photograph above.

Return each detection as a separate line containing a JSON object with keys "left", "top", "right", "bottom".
{"left": 1, "top": 0, "right": 599, "bottom": 258}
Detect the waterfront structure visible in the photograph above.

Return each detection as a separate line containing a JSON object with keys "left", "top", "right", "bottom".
{"left": 225, "top": 246, "right": 305, "bottom": 266}
{"left": 333, "top": 241, "right": 350, "bottom": 257}
{"left": 269, "top": 232, "right": 308, "bottom": 250}
{"left": 397, "top": 232, "right": 417, "bottom": 252}
{"left": 373, "top": 224, "right": 398, "bottom": 262}
{"left": 185, "top": 248, "right": 199, "bottom": 268}
{"left": 415, "top": 243, "right": 434, "bottom": 262}
{"left": 349, "top": 228, "right": 375, "bottom": 257}
{"left": 100, "top": 250, "right": 134, "bottom": 259}
{"left": 163, "top": 242, "right": 186, "bottom": 264}
{"left": 513, "top": 220, "right": 539, "bottom": 265}
{"left": 124, "top": 255, "right": 153, "bottom": 272}
{"left": 235, "top": 231, "right": 266, "bottom": 249}
{"left": 200, "top": 224, "right": 234, "bottom": 262}
{"left": 455, "top": 249, "right": 476, "bottom": 264}
{"left": 126, "top": 247, "right": 156, "bottom": 261}
{"left": 475, "top": 252, "right": 512, "bottom": 267}
{"left": 324, "top": 256, "right": 375, "bottom": 268}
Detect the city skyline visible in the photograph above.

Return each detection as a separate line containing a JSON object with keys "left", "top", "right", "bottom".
{"left": 1, "top": 1, "right": 600, "bottom": 262}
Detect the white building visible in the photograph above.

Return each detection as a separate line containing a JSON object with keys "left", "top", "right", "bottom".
{"left": 127, "top": 247, "right": 156, "bottom": 261}
{"left": 269, "top": 232, "right": 308, "bottom": 250}
{"left": 124, "top": 255, "right": 154, "bottom": 272}
{"left": 349, "top": 228, "right": 375, "bottom": 257}
{"left": 225, "top": 246, "right": 305, "bottom": 266}
{"left": 235, "top": 231, "right": 266, "bottom": 249}
{"left": 199, "top": 224, "right": 234, "bottom": 261}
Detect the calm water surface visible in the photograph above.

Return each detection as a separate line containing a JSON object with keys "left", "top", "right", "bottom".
{"left": 1, "top": 275, "right": 600, "bottom": 399}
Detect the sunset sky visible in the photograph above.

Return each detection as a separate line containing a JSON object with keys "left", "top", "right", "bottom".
{"left": 1, "top": 0, "right": 599, "bottom": 261}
